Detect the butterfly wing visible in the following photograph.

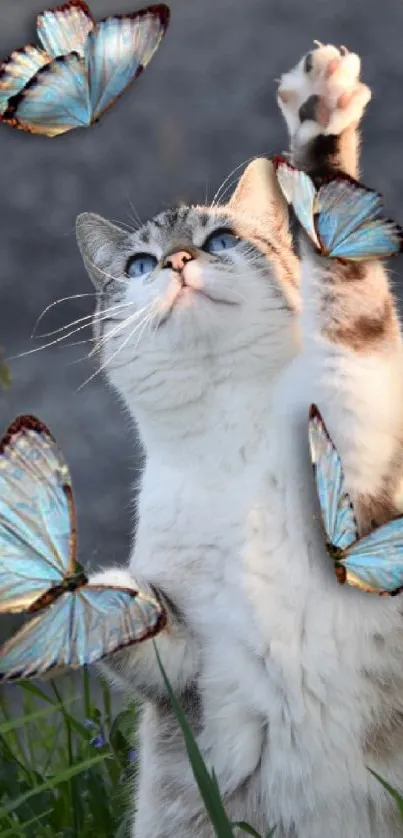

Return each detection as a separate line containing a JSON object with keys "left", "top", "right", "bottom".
{"left": 273, "top": 156, "right": 320, "bottom": 249}
{"left": 2, "top": 53, "right": 91, "bottom": 136}
{"left": 0, "top": 415, "right": 75, "bottom": 613}
{"left": 37, "top": 0, "right": 95, "bottom": 58}
{"left": 85, "top": 4, "right": 169, "bottom": 122}
{"left": 0, "top": 584, "right": 166, "bottom": 680}
{"left": 315, "top": 179, "right": 403, "bottom": 260}
{"left": 0, "top": 45, "right": 51, "bottom": 115}
{"left": 341, "top": 518, "right": 403, "bottom": 594}
{"left": 308, "top": 405, "right": 358, "bottom": 550}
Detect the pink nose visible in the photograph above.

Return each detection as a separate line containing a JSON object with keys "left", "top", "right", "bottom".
{"left": 163, "top": 250, "right": 194, "bottom": 272}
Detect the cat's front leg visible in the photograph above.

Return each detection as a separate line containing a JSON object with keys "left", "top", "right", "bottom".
{"left": 277, "top": 43, "right": 371, "bottom": 177}
{"left": 89, "top": 568, "right": 200, "bottom": 699}
{"left": 276, "top": 45, "right": 403, "bottom": 531}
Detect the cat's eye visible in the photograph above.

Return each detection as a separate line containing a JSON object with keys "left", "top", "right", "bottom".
{"left": 203, "top": 228, "right": 239, "bottom": 254}
{"left": 125, "top": 253, "right": 158, "bottom": 278}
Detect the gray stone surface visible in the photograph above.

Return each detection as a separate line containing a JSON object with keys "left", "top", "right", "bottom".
{"left": 1, "top": 0, "right": 403, "bottom": 590}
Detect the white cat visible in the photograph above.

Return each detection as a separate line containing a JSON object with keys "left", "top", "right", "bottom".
{"left": 76, "top": 45, "right": 403, "bottom": 838}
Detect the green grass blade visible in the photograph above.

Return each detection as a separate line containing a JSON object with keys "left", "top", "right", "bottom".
{"left": 154, "top": 642, "right": 235, "bottom": 838}
{"left": 232, "top": 823, "right": 262, "bottom": 837}
{"left": 0, "top": 699, "right": 77, "bottom": 735}
{"left": 368, "top": 769, "right": 403, "bottom": 819}
{"left": 19, "top": 682, "right": 57, "bottom": 705}
{"left": 100, "top": 674, "right": 113, "bottom": 732}
{"left": 51, "top": 682, "right": 80, "bottom": 838}
{"left": 1, "top": 808, "right": 53, "bottom": 837}
{"left": 0, "top": 753, "right": 109, "bottom": 817}
{"left": 83, "top": 667, "right": 92, "bottom": 720}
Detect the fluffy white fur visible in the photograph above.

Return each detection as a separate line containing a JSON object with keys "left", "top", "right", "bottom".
{"left": 79, "top": 46, "right": 403, "bottom": 838}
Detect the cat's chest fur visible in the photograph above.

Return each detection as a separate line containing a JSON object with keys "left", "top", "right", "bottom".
{"left": 130, "top": 405, "right": 403, "bottom": 813}
{"left": 131, "top": 436, "right": 388, "bottom": 703}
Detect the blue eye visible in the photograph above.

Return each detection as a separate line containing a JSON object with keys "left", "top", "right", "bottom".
{"left": 203, "top": 229, "right": 239, "bottom": 254}
{"left": 125, "top": 253, "right": 158, "bottom": 278}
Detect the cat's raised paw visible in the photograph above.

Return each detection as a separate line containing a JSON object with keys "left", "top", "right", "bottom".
{"left": 277, "top": 44, "right": 371, "bottom": 147}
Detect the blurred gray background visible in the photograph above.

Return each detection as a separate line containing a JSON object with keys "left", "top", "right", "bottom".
{"left": 1, "top": 0, "right": 403, "bottom": 594}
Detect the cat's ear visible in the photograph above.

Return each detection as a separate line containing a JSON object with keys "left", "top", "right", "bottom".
{"left": 228, "top": 158, "right": 300, "bottom": 310}
{"left": 229, "top": 158, "right": 288, "bottom": 222}
{"left": 76, "top": 213, "right": 127, "bottom": 290}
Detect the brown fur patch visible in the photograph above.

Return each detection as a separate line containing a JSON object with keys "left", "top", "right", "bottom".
{"left": 293, "top": 124, "right": 360, "bottom": 180}
{"left": 362, "top": 666, "right": 403, "bottom": 767}
{"left": 364, "top": 706, "right": 403, "bottom": 764}
{"left": 334, "top": 261, "right": 367, "bottom": 282}
{"left": 326, "top": 298, "right": 394, "bottom": 352}
{"left": 351, "top": 433, "right": 403, "bottom": 535}
{"left": 354, "top": 493, "right": 401, "bottom": 535}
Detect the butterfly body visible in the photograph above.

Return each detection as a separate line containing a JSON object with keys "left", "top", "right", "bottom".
{"left": 0, "top": 0, "right": 170, "bottom": 137}
{"left": 274, "top": 155, "right": 403, "bottom": 261}
{"left": 29, "top": 569, "right": 88, "bottom": 612}
{"left": 0, "top": 415, "right": 165, "bottom": 680}
{"left": 309, "top": 405, "right": 403, "bottom": 595}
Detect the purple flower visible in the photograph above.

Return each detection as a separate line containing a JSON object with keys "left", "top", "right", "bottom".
{"left": 84, "top": 719, "right": 97, "bottom": 731}
{"left": 90, "top": 734, "right": 107, "bottom": 749}
{"left": 128, "top": 748, "right": 137, "bottom": 763}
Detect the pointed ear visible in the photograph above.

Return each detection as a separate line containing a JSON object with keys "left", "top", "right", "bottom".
{"left": 76, "top": 213, "right": 128, "bottom": 290}
{"left": 229, "top": 158, "right": 300, "bottom": 310}
{"left": 229, "top": 157, "right": 292, "bottom": 226}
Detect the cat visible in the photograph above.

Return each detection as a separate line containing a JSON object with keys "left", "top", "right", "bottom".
{"left": 76, "top": 44, "right": 403, "bottom": 838}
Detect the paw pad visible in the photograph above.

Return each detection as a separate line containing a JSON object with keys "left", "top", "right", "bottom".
{"left": 277, "top": 44, "right": 371, "bottom": 145}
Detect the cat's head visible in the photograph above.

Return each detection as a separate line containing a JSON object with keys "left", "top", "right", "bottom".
{"left": 76, "top": 158, "right": 300, "bottom": 419}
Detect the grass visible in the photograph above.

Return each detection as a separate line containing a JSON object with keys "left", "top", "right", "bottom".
{"left": 0, "top": 671, "right": 135, "bottom": 837}
{"left": 1, "top": 654, "right": 403, "bottom": 838}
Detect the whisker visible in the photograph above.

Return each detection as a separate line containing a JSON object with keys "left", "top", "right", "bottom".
{"left": 6, "top": 307, "right": 134, "bottom": 362}
{"left": 81, "top": 263, "right": 130, "bottom": 288}
{"left": 77, "top": 304, "right": 158, "bottom": 392}
{"left": 125, "top": 191, "right": 143, "bottom": 229}
{"left": 213, "top": 173, "right": 249, "bottom": 207}
{"left": 109, "top": 218, "right": 137, "bottom": 233}
{"left": 88, "top": 304, "right": 152, "bottom": 359}
{"left": 35, "top": 301, "right": 134, "bottom": 339}
{"left": 55, "top": 339, "right": 93, "bottom": 349}
{"left": 211, "top": 156, "right": 256, "bottom": 208}
{"left": 32, "top": 293, "right": 98, "bottom": 337}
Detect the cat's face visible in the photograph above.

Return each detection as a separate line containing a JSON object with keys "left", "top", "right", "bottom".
{"left": 76, "top": 159, "right": 300, "bottom": 413}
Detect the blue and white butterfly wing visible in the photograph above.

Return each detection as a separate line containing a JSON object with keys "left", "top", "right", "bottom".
{"left": 0, "top": 45, "right": 51, "bottom": 115}
{"left": 274, "top": 157, "right": 320, "bottom": 249}
{"left": 315, "top": 180, "right": 378, "bottom": 254}
{"left": 0, "top": 416, "right": 75, "bottom": 613}
{"left": 37, "top": 0, "right": 95, "bottom": 59}
{"left": 308, "top": 405, "right": 358, "bottom": 550}
{"left": 0, "top": 593, "right": 74, "bottom": 679}
{"left": 2, "top": 53, "right": 91, "bottom": 136}
{"left": 0, "top": 585, "right": 166, "bottom": 680}
{"left": 315, "top": 179, "right": 403, "bottom": 260}
{"left": 341, "top": 518, "right": 403, "bottom": 593}
{"left": 329, "top": 219, "right": 403, "bottom": 261}
{"left": 86, "top": 5, "right": 169, "bottom": 121}
{"left": 73, "top": 585, "right": 167, "bottom": 665}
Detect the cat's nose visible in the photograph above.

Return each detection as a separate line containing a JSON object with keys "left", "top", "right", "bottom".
{"left": 163, "top": 250, "right": 194, "bottom": 272}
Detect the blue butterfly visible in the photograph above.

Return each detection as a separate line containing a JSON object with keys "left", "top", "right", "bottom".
{"left": 274, "top": 156, "right": 403, "bottom": 261}
{"left": 309, "top": 404, "right": 403, "bottom": 595}
{"left": 0, "top": 0, "right": 170, "bottom": 137}
{"left": 0, "top": 415, "right": 166, "bottom": 681}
